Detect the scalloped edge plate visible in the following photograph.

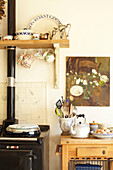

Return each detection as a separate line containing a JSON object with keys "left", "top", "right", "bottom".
{"left": 93, "top": 132, "right": 113, "bottom": 139}
{"left": 70, "top": 85, "right": 83, "bottom": 97}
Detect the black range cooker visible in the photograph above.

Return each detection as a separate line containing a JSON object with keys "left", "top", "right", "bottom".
{"left": 0, "top": 125, "right": 50, "bottom": 170}
{"left": 0, "top": 1, "right": 50, "bottom": 170}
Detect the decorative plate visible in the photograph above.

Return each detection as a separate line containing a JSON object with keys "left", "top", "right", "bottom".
{"left": 70, "top": 85, "right": 83, "bottom": 97}
{"left": 27, "top": 14, "right": 66, "bottom": 39}
{"left": 93, "top": 133, "right": 113, "bottom": 139}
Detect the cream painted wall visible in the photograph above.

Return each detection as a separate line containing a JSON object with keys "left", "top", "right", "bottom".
{"left": 0, "top": 0, "right": 113, "bottom": 170}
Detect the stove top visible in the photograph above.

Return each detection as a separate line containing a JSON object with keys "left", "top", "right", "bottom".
{"left": 0, "top": 125, "right": 50, "bottom": 141}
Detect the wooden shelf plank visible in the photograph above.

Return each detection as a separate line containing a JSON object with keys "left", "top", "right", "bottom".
{"left": 0, "top": 39, "right": 69, "bottom": 49}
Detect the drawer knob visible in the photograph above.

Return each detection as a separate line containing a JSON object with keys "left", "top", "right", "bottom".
{"left": 102, "top": 150, "right": 105, "bottom": 154}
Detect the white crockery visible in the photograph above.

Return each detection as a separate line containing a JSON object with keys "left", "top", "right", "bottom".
{"left": 33, "top": 33, "right": 40, "bottom": 40}
{"left": 15, "top": 28, "right": 33, "bottom": 40}
{"left": 43, "top": 49, "right": 55, "bottom": 63}
{"left": 59, "top": 116, "right": 76, "bottom": 134}
{"left": 2, "top": 35, "right": 13, "bottom": 40}
{"left": 71, "top": 123, "right": 90, "bottom": 138}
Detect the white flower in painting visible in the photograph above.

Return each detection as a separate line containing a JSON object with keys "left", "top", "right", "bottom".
{"left": 66, "top": 73, "right": 69, "bottom": 76}
{"left": 74, "top": 77, "right": 77, "bottom": 80}
{"left": 87, "top": 73, "right": 90, "bottom": 76}
{"left": 80, "top": 79, "right": 83, "bottom": 83}
{"left": 83, "top": 79, "right": 87, "bottom": 85}
{"left": 93, "top": 80, "right": 99, "bottom": 86}
{"left": 76, "top": 78, "right": 81, "bottom": 84}
{"left": 75, "top": 72, "right": 77, "bottom": 75}
{"left": 95, "top": 82, "right": 99, "bottom": 86}
{"left": 98, "top": 73, "right": 101, "bottom": 77}
{"left": 90, "top": 81, "right": 93, "bottom": 85}
{"left": 70, "top": 70, "right": 73, "bottom": 73}
{"left": 92, "top": 69, "right": 97, "bottom": 75}
{"left": 93, "top": 85, "right": 95, "bottom": 88}
{"left": 93, "top": 75, "right": 96, "bottom": 78}
{"left": 100, "top": 75, "right": 109, "bottom": 83}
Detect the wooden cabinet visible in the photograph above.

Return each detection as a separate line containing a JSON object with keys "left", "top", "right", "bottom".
{"left": 60, "top": 136, "right": 113, "bottom": 170}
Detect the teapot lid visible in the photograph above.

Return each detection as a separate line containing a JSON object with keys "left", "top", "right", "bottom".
{"left": 89, "top": 121, "right": 98, "bottom": 125}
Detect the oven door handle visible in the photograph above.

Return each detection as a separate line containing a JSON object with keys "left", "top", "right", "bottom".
{"left": 25, "top": 153, "right": 37, "bottom": 170}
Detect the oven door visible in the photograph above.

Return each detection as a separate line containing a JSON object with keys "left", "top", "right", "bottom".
{"left": 0, "top": 149, "right": 33, "bottom": 170}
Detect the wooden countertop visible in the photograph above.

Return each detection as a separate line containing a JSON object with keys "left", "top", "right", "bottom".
{"left": 61, "top": 135, "right": 113, "bottom": 145}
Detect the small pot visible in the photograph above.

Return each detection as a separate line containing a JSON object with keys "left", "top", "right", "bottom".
{"left": 16, "top": 28, "right": 33, "bottom": 40}
{"left": 89, "top": 121, "right": 98, "bottom": 133}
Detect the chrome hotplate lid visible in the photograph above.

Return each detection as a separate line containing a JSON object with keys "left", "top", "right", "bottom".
{"left": 0, "top": 125, "right": 50, "bottom": 141}
{"left": 6, "top": 124, "right": 40, "bottom": 133}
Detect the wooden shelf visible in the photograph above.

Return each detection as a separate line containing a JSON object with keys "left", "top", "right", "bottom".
{"left": 0, "top": 39, "right": 69, "bottom": 49}
{"left": 0, "top": 39, "right": 69, "bottom": 88}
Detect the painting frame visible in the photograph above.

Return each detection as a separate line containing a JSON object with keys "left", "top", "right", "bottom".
{"left": 66, "top": 56, "right": 110, "bottom": 107}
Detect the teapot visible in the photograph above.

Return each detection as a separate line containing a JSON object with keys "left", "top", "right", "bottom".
{"left": 71, "top": 114, "right": 90, "bottom": 138}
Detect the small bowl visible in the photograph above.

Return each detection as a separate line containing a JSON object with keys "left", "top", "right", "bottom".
{"left": 33, "top": 33, "right": 40, "bottom": 40}
{"left": 15, "top": 28, "right": 33, "bottom": 40}
{"left": 2, "top": 35, "right": 13, "bottom": 40}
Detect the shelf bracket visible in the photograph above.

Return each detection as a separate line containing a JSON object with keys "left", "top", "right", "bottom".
{"left": 53, "top": 43, "right": 60, "bottom": 89}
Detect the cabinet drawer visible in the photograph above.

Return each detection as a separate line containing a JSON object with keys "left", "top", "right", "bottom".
{"left": 77, "top": 147, "right": 108, "bottom": 157}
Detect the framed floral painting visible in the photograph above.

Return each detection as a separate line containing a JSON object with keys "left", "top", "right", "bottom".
{"left": 66, "top": 57, "right": 110, "bottom": 106}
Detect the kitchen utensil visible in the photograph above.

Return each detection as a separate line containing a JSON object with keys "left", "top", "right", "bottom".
{"left": 6, "top": 124, "right": 41, "bottom": 136}
{"left": 17, "top": 51, "right": 34, "bottom": 68}
{"left": 40, "top": 33, "right": 49, "bottom": 40}
{"left": 71, "top": 114, "right": 90, "bottom": 138}
{"left": 33, "top": 32, "right": 40, "bottom": 40}
{"left": 63, "top": 99, "right": 69, "bottom": 118}
{"left": 15, "top": 28, "right": 33, "bottom": 40}
{"left": 72, "top": 106, "right": 78, "bottom": 115}
{"left": 58, "top": 23, "right": 71, "bottom": 39}
{"left": 34, "top": 50, "right": 43, "bottom": 59}
{"left": 43, "top": 49, "right": 55, "bottom": 63}
{"left": 89, "top": 121, "right": 98, "bottom": 133}
{"left": 59, "top": 116, "right": 76, "bottom": 135}
{"left": 93, "top": 132, "right": 113, "bottom": 139}
{"left": 56, "top": 99, "right": 62, "bottom": 109}
{"left": 69, "top": 104, "right": 73, "bottom": 116}
{"left": 55, "top": 107, "right": 64, "bottom": 118}
{"left": 2, "top": 35, "right": 13, "bottom": 40}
